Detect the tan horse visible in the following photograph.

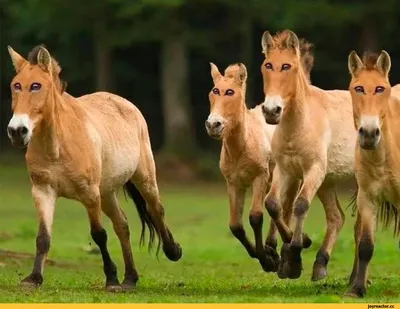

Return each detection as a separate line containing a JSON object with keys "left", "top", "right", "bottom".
{"left": 205, "top": 62, "right": 279, "bottom": 271}
{"left": 346, "top": 50, "right": 400, "bottom": 297}
{"left": 260, "top": 30, "right": 355, "bottom": 281}
{"left": 6, "top": 45, "right": 182, "bottom": 291}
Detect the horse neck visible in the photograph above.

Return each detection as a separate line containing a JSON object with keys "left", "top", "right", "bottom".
{"left": 29, "top": 89, "right": 75, "bottom": 160}
{"left": 279, "top": 70, "right": 310, "bottom": 135}
{"left": 222, "top": 104, "right": 248, "bottom": 158}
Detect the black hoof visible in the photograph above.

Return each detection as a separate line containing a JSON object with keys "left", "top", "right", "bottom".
{"left": 302, "top": 233, "right": 312, "bottom": 249}
{"left": 20, "top": 273, "right": 43, "bottom": 288}
{"left": 343, "top": 285, "right": 366, "bottom": 298}
{"left": 277, "top": 243, "right": 290, "bottom": 279}
{"left": 163, "top": 242, "right": 182, "bottom": 262}
{"left": 120, "top": 278, "right": 137, "bottom": 292}
{"left": 311, "top": 262, "right": 327, "bottom": 281}
{"left": 286, "top": 244, "right": 303, "bottom": 279}
{"left": 258, "top": 253, "right": 276, "bottom": 272}
{"left": 264, "top": 244, "right": 280, "bottom": 272}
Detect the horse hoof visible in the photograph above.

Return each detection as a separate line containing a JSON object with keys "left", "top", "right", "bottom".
{"left": 286, "top": 261, "right": 302, "bottom": 279}
{"left": 311, "top": 263, "right": 327, "bottom": 281}
{"left": 302, "top": 233, "right": 312, "bottom": 249}
{"left": 343, "top": 286, "right": 365, "bottom": 298}
{"left": 120, "top": 280, "right": 136, "bottom": 292}
{"left": 20, "top": 273, "right": 43, "bottom": 289}
{"left": 163, "top": 242, "right": 182, "bottom": 262}
{"left": 258, "top": 254, "right": 276, "bottom": 272}
{"left": 106, "top": 284, "right": 122, "bottom": 293}
{"left": 277, "top": 261, "right": 288, "bottom": 279}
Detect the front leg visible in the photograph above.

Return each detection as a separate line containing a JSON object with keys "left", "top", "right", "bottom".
{"left": 285, "top": 163, "right": 326, "bottom": 279}
{"left": 250, "top": 176, "right": 277, "bottom": 272}
{"left": 226, "top": 182, "right": 257, "bottom": 259}
{"left": 21, "top": 185, "right": 56, "bottom": 288}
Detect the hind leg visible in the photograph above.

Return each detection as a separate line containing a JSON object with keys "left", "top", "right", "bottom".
{"left": 132, "top": 151, "right": 181, "bottom": 261}
{"left": 85, "top": 189, "right": 120, "bottom": 292}
{"left": 311, "top": 182, "right": 345, "bottom": 281}
{"left": 101, "top": 192, "right": 138, "bottom": 291}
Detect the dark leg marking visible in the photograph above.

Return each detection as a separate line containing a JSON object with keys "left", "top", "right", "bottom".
{"left": 230, "top": 224, "right": 257, "bottom": 258}
{"left": 311, "top": 249, "right": 330, "bottom": 281}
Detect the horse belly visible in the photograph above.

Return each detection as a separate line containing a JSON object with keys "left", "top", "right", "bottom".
{"left": 100, "top": 144, "right": 139, "bottom": 192}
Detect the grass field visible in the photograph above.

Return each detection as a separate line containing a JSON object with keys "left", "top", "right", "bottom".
{"left": 0, "top": 158, "right": 399, "bottom": 303}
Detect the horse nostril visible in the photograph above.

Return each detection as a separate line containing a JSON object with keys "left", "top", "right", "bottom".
{"left": 375, "top": 128, "right": 380, "bottom": 137}
{"left": 205, "top": 120, "right": 211, "bottom": 129}
{"left": 358, "top": 127, "right": 365, "bottom": 136}
{"left": 213, "top": 121, "right": 222, "bottom": 129}
{"left": 17, "top": 126, "right": 28, "bottom": 137}
{"left": 274, "top": 106, "right": 282, "bottom": 114}
{"left": 7, "top": 127, "right": 16, "bottom": 137}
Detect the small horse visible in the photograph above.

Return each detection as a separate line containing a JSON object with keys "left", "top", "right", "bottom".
{"left": 346, "top": 50, "right": 400, "bottom": 297}
{"left": 205, "top": 62, "right": 279, "bottom": 271}
{"left": 6, "top": 45, "right": 182, "bottom": 291}
{"left": 260, "top": 30, "right": 355, "bottom": 281}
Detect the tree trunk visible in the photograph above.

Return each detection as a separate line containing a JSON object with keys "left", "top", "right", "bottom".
{"left": 360, "top": 12, "right": 378, "bottom": 52}
{"left": 240, "top": 12, "right": 254, "bottom": 107}
{"left": 160, "top": 34, "right": 195, "bottom": 157}
{"left": 93, "top": 12, "right": 111, "bottom": 91}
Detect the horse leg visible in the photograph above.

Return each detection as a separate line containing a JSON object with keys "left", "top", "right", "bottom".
{"left": 86, "top": 190, "right": 120, "bottom": 292}
{"left": 226, "top": 182, "right": 257, "bottom": 258}
{"left": 20, "top": 185, "right": 55, "bottom": 288}
{"left": 250, "top": 176, "right": 276, "bottom": 272}
{"left": 348, "top": 211, "right": 361, "bottom": 287}
{"left": 286, "top": 164, "right": 325, "bottom": 279}
{"left": 101, "top": 192, "right": 138, "bottom": 291}
{"left": 311, "top": 182, "right": 345, "bottom": 281}
{"left": 344, "top": 191, "right": 375, "bottom": 298}
{"left": 131, "top": 159, "right": 181, "bottom": 262}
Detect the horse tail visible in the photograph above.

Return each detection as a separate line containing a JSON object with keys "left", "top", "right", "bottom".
{"left": 347, "top": 186, "right": 400, "bottom": 237}
{"left": 123, "top": 180, "right": 160, "bottom": 254}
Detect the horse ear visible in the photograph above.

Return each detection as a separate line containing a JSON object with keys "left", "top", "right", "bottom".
{"left": 224, "top": 63, "right": 247, "bottom": 86}
{"left": 348, "top": 50, "right": 364, "bottom": 76}
{"left": 236, "top": 63, "right": 247, "bottom": 85}
{"left": 261, "top": 31, "right": 275, "bottom": 54}
{"left": 286, "top": 30, "right": 300, "bottom": 51}
{"left": 376, "top": 50, "right": 391, "bottom": 76}
{"left": 210, "top": 62, "right": 222, "bottom": 84}
{"left": 7, "top": 46, "right": 27, "bottom": 72}
{"left": 37, "top": 46, "right": 52, "bottom": 73}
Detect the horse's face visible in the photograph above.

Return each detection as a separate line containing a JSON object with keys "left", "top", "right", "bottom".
{"left": 348, "top": 50, "right": 391, "bottom": 150}
{"left": 260, "top": 30, "right": 301, "bottom": 125}
{"left": 206, "top": 63, "right": 247, "bottom": 140}
{"left": 7, "top": 46, "right": 57, "bottom": 148}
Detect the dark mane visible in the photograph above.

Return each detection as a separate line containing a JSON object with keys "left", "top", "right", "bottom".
{"left": 362, "top": 51, "right": 380, "bottom": 70}
{"left": 27, "top": 44, "right": 68, "bottom": 93}
{"left": 27, "top": 45, "right": 46, "bottom": 65}
{"left": 272, "top": 30, "right": 314, "bottom": 80}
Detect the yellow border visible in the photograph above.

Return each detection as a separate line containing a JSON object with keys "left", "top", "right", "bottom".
{"left": 0, "top": 305, "right": 398, "bottom": 308}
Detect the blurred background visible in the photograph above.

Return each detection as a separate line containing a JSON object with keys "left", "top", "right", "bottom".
{"left": 1, "top": 0, "right": 400, "bottom": 181}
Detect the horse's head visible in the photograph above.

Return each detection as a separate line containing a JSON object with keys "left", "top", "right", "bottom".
{"left": 260, "top": 30, "right": 313, "bottom": 125}
{"left": 348, "top": 50, "right": 391, "bottom": 150}
{"left": 7, "top": 45, "right": 65, "bottom": 148}
{"left": 206, "top": 62, "right": 247, "bottom": 140}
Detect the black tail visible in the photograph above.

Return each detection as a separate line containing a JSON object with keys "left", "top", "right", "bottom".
{"left": 347, "top": 186, "right": 400, "bottom": 237}
{"left": 123, "top": 181, "right": 161, "bottom": 253}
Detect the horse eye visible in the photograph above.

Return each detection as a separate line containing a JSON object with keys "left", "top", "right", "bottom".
{"left": 30, "top": 83, "right": 42, "bottom": 92}
{"left": 13, "top": 83, "right": 21, "bottom": 91}
{"left": 354, "top": 86, "right": 365, "bottom": 93}
{"left": 375, "top": 86, "right": 385, "bottom": 94}
{"left": 212, "top": 88, "right": 220, "bottom": 95}
{"left": 265, "top": 63, "right": 273, "bottom": 70}
{"left": 282, "top": 64, "right": 291, "bottom": 71}
{"left": 225, "top": 89, "right": 235, "bottom": 96}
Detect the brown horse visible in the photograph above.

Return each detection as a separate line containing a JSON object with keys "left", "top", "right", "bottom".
{"left": 346, "top": 50, "right": 400, "bottom": 297}
{"left": 206, "top": 62, "right": 279, "bottom": 272}
{"left": 260, "top": 30, "right": 355, "bottom": 281}
{"left": 6, "top": 45, "right": 182, "bottom": 291}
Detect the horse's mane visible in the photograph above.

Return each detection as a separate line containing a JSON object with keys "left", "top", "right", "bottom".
{"left": 272, "top": 30, "right": 314, "bottom": 81}
{"left": 27, "top": 45, "right": 68, "bottom": 93}
{"left": 361, "top": 51, "right": 380, "bottom": 70}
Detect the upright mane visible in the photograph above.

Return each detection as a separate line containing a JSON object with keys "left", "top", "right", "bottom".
{"left": 361, "top": 51, "right": 380, "bottom": 70}
{"left": 27, "top": 45, "right": 68, "bottom": 93}
{"left": 272, "top": 30, "right": 314, "bottom": 81}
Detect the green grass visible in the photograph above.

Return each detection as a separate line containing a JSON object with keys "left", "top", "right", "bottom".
{"left": 0, "top": 160, "right": 399, "bottom": 303}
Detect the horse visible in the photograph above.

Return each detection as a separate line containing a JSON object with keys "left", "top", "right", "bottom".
{"left": 6, "top": 45, "right": 182, "bottom": 292}
{"left": 260, "top": 30, "right": 356, "bottom": 281}
{"left": 205, "top": 62, "right": 279, "bottom": 272}
{"left": 345, "top": 50, "right": 400, "bottom": 297}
